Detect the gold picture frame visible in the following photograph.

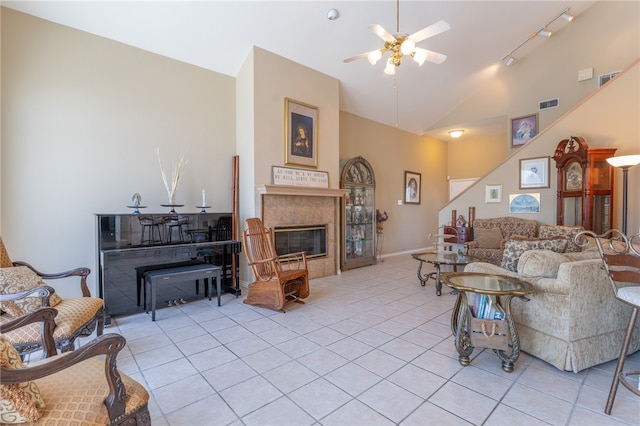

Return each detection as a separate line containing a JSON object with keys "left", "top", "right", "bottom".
{"left": 285, "top": 98, "right": 318, "bottom": 168}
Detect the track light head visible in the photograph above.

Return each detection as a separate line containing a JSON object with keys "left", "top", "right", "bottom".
{"left": 561, "top": 10, "right": 574, "bottom": 22}
{"left": 504, "top": 56, "right": 515, "bottom": 67}
{"left": 538, "top": 29, "right": 552, "bottom": 38}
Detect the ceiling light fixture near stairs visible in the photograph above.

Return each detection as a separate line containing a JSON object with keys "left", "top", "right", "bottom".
{"left": 343, "top": 0, "right": 450, "bottom": 75}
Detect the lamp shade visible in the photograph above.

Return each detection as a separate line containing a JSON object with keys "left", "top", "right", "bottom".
{"left": 606, "top": 154, "right": 640, "bottom": 169}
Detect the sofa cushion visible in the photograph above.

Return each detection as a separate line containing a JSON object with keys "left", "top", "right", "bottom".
{"left": 0, "top": 267, "right": 61, "bottom": 316}
{"left": 0, "top": 336, "right": 45, "bottom": 423}
{"left": 474, "top": 227, "right": 503, "bottom": 249}
{"left": 501, "top": 238, "right": 569, "bottom": 272}
{"left": 538, "top": 225, "right": 585, "bottom": 252}
{"left": 517, "top": 250, "right": 568, "bottom": 278}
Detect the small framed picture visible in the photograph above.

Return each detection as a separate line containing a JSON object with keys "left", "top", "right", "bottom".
{"left": 509, "top": 193, "right": 541, "bottom": 214}
{"left": 485, "top": 184, "right": 502, "bottom": 203}
{"left": 404, "top": 171, "right": 421, "bottom": 204}
{"left": 285, "top": 98, "right": 318, "bottom": 168}
{"left": 520, "top": 156, "right": 550, "bottom": 189}
{"left": 511, "top": 113, "right": 538, "bottom": 147}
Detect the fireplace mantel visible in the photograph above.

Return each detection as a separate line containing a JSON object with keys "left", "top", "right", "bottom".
{"left": 257, "top": 185, "right": 348, "bottom": 198}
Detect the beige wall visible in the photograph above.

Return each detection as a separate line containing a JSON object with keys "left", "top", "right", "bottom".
{"left": 440, "top": 60, "right": 640, "bottom": 235}
{"left": 433, "top": 1, "right": 639, "bottom": 146}
{"left": 1, "top": 8, "right": 235, "bottom": 296}
{"left": 447, "top": 133, "right": 508, "bottom": 180}
{"left": 236, "top": 47, "right": 340, "bottom": 280}
{"left": 436, "top": 0, "right": 640, "bottom": 235}
{"left": 339, "top": 112, "right": 448, "bottom": 253}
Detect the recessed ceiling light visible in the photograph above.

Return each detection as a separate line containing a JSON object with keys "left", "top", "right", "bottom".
{"left": 448, "top": 130, "right": 464, "bottom": 138}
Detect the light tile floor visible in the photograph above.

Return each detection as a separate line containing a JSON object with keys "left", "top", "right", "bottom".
{"left": 99, "top": 255, "right": 639, "bottom": 425}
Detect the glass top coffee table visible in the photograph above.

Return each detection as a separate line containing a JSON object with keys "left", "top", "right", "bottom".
{"left": 441, "top": 272, "right": 534, "bottom": 373}
{"left": 411, "top": 251, "right": 480, "bottom": 296}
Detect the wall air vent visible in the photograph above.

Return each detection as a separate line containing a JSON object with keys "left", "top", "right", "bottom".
{"left": 539, "top": 98, "right": 559, "bottom": 111}
{"left": 598, "top": 70, "right": 621, "bottom": 87}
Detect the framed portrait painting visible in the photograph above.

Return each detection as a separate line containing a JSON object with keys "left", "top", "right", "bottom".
{"left": 404, "top": 171, "right": 421, "bottom": 204}
{"left": 511, "top": 113, "right": 538, "bottom": 147}
{"left": 519, "top": 156, "right": 550, "bottom": 189}
{"left": 285, "top": 98, "right": 318, "bottom": 168}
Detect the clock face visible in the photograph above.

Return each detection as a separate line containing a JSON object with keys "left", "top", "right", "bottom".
{"left": 565, "top": 162, "right": 583, "bottom": 191}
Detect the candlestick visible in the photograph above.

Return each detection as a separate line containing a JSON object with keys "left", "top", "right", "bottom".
{"left": 202, "top": 189, "right": 206, "bottom": 206}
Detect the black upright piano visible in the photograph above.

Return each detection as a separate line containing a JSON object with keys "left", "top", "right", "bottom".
{"left": 96, "top": 212, "right": 241, "bottom": 324}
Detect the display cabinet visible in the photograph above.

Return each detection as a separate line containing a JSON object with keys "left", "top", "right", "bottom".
{"left": 553, "top": 136, "right": 616, "bottom": 234}
{"left": 340, "top": 156, "right": 376, "bottom": 270}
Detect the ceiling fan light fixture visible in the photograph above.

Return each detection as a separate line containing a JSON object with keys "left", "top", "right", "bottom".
{"left": 448, "top": 130, "right": 464, "bottom": 138}
{"left": 367, "top": 50, "right": 383, "bottom": 65}
{"left": 384, "top": 59, "right": 396, "bottom": 75}
{"left": 400, "top": 38, "right": 415, "bottom": 55}
{"left": 413, "top": 50, "right": 428, "bottom": 66}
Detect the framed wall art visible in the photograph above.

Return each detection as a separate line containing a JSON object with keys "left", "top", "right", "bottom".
{"left": 511, "top": 113, "right": 538, "bottom": 147}
{"left": 485, "top": 184, "right": 502, "bottom": 203}
{"left": 519, "top": 156, "right": 550, "bottom": 189}
{"left": 509, "top": 193, "right": 541, "bottom": 214}
{"left": 285, "top": 98, "right": 318, "bottom": 168}
{"left": 404, "top": 171, "right": 421, "bottom": 204}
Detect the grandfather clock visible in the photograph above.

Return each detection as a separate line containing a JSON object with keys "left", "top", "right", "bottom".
{"left": 553, "top": 136, "right": 616, "bottom": 234}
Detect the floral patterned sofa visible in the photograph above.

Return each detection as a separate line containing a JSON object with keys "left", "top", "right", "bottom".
{"left": 465, "top": 217, "right": 539, "bottom": 265}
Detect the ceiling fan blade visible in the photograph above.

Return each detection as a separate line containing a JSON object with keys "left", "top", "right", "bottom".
{"left": 344, "top": 49, "right": 385, "bottom": 63}
{"left": 414, "top": 48, "right": 447, "bottom": 64}
{"left": 408, "top": 20, "right": 451, "bottom": 43}
{"left": 369, "top": 24, "right": 396, "bottom": 43}
{"left": 343, "top": 52, "right": 370, "bottom": 63}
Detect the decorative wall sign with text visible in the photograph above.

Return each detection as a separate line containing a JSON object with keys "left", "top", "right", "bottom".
{"left": 272, "top": 166, "right": 329, "bottom": 188}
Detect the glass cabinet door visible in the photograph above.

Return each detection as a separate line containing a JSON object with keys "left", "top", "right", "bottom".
{"left": 340, "top": 156, "right": 376, "bottom": 270}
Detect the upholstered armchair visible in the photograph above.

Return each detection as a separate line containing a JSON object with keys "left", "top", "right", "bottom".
{"left": 0, "top": 237, "right": 104, "bottom": 356}
{"left": 0, "top": 304, "right": 150, "bottom": 425}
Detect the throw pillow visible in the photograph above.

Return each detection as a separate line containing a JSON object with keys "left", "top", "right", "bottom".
{"left": 0, "top": 266, "right": 61, "bottom": 316}
{"left": 0, "top": 336, "right": 45, "bottom": 423}
{"left": 474, "top": 227, "right": 503, "bottom": 249}
{"left": 501, "top": 238, "right": 569, "bottom": 273}
{"left": 538, "top": 225, "right": 585, "bottom": 252}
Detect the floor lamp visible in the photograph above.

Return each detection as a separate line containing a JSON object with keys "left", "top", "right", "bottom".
{"left": 606, "top": 154, "right": 640, "bottom": 235}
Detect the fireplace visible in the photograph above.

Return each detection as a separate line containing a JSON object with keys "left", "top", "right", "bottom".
{"left": 274, "top": 225, "right": 327, "bottom": 259}
{"left": 257, "top": 185, "right": 347, "bottom": 278}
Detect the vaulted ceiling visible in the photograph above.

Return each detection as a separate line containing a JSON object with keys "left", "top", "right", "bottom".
{"left": 2, "top": 1, "right": 595, "bottom": 136}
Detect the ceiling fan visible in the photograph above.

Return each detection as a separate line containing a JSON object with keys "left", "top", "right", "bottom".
{"left": 344, "top": 0, "right": 450, "bottom": 75}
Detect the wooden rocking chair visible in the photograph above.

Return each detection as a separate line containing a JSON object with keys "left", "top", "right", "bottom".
{"left": 242, "top": 218, "right": 309, "bottom": 312}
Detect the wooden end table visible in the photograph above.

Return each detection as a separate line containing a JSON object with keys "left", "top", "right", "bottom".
{"left": 440, "top": 272, "right": 534, "bottom": 372}
{"left": 411, "top": 251, "right": 479, "bottom": 296}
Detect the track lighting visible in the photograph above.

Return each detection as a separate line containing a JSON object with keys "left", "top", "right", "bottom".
{"left": 503, "top": 56, "right": 515, "bottom": 67}
{"left": 561, "top": 11, "right": 574, "bottom": 22}
{"left": 538, "top": 29, "right": 552, "bottom": 38}
{"left": 501, "top": 7, "right": 573, "bottom": 67}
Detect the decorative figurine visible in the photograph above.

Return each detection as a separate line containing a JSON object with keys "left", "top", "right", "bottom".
{"left": 456, "top": 214, "right": 467, "bottom": 227}
{"left": 127, "top": 193, "right": 146, "bottom": 214}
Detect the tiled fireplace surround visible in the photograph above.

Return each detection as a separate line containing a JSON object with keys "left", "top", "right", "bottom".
{"left": 257, "top": 185, "right": 347, "bottom": 279}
